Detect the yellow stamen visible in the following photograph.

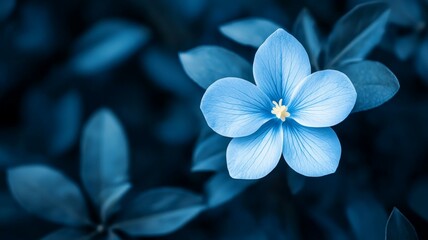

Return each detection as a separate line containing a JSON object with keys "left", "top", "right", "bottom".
{"left": 271, "top": 99, "right": 290, "bottom": 121}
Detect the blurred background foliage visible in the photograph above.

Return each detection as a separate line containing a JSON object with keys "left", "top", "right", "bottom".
{"left": 0, "top": 0, "right": 427, "bottom": 239}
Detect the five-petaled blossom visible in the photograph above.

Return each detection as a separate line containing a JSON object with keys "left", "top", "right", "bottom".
{"left": 200, "top": 29, "right": 357, "bottom": 179}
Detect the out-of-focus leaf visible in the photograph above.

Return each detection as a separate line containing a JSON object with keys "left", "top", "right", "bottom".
{"left": 70, "top": 19, "right": 149, "bottom": 75}
{"left": 346, "top": 195, "right": 388, "bottom": 240}
{"left": 416, "top": 38, "right": 428, "bottom": 84}
{"left": 179, "top": 46, "right": 253, "bottom": 89}
{"left": 107, "top": 231, "right": 121, "bottom": 240}
{"left": 205, "top": 172, "right": 255, "bottom": 208}
{"left": 338, "top": 60, "right": 399, "bottom": 112}
{"left": 325, "top": 2, "right": 390, "bottom": 68}
{"left": 113, "top": 188, "right": 205, "bottom": 236}
{"left": 156, "top": 102, "right": 199, "bottom": 145}
{"left": 81, "top": 109, "right": 129, "bottom": 221}
{"left": 49, "top": 90, "right": 83, "bottom": 156}
{"left": 0, "top": 0, "right": 15, "bottom": 21}
{"left": 408, "top": 177, "right": 428, "bottom": 221}
{"left": 385, "top": 208, "right": 418, "bottom": 240}
{"left": 100, "top": 183, "right": 131, "bottom": 223}
{"left": 388, "top": 0, "right": 422, "bottom": 27}
{"left": 293, "top": 9, "right": 321, "bottom": 70}
{"left": 286, "top": 168, "right": 305, "bottom": 195}
{"left": 394, "top": 33, "right": 419, "bottom": 60}
{"left": 42, "top": 228, "right": 91, "bottom": 240}
{"left": 219, "top": 18, "right": 280, "bottom": 47}
{"left": 7, "top": 165, "right": 91, "bottom": 226}
{"left": 192, "top": 132, "right": 229, "bottom": 172}
{"left": 140, "top": 46, "right": 200, "bottom": 98}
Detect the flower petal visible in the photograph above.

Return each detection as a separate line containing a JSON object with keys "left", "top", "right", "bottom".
{"left": 288, "top": 70, "right": 356, "bottom": 127}
{"left": 201, "top": 77, "right": 272, "bottom": 138}
{"left": 227, "top": 121, "right": 283, "bottom": 179}
{"left": 253, "top": 28, "right": 311, "bottom": 102}
{"left": 283, "top": 122, "right": 341, "bottom": 177}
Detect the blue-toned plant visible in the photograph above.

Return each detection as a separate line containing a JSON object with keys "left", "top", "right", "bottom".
{"left": 220, "top": 2, "right": 399, "bottom": 112}
{"left": 180, "top": 1, "right": 400, "bottom": 181}
{"left": 200, "top": 29, "right": 356, "bottom": 179}
{"left": 385, "top": 207, "right": 418, "bottom": 240}
{"left": 384, "top": 0, "right": 428, "bottom": 83}
{"left": 7, "top": 109, "right": 205, "bottom": 239}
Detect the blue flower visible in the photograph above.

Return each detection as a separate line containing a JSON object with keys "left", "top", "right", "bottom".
{"left": 200, "top": 29, "right": 357, "bottom": 179}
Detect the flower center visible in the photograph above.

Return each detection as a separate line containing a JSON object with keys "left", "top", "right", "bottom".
{"left": 271, "top": 99, "right": 290, "bottom": 122}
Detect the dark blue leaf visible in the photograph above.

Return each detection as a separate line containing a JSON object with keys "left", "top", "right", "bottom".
{"left": 179, "top": 46, "right": 253, "bottom": 89}
{"left": 70, "top": 19, "right": 149, "bottom": 75}
{"left": 7, "top": 165, "right": 92, "bottom": 226}
{"left": 385, "top": 208, "right": 418, "bottom": 240}
{"left": 49, "top": 90, "right": 83, "bottom": 156}
{"left": 338, "top": 60, "right": 399, "bottom": 112}
{"left": 107, "top": 231, "right": 121, "bottom": 240}
{"left": 42, "top": 228, "right": 91, "bottom": 240}
{"left": 113, "top": 187, "right": 205, "bottom": 236}
{"left": 286, "top": 168, "right": 305, "bottom": 195}
{"left": 293, "top": 9, "right": 321, "bottom": 70}
{"left": 100, "top": 183, "right": 131, "bottom": 223}
{"left": 205, "top": 172, "right": 255, "bottom": 208}
{"left": 140, "top": 46, "right": 201, "bottom": 98}
{"left": 346, "top": 195, "right": 388, "bottom": 240}
{"left": 192, "top": 132, "right": 229, "bottom": 172}
{"left": 388, "top": 0, "right": 422, "bottom": 27}
{"left": 394, "top": 33, "right": 419, "bottom": 60}
{"left": 81, "top": 109, "right": 130, "bottom": 221}
{"left": 408, "top": 177, "right": 428, "bottom": 221}
{"left": 325, "top": 2, "right": 390, "bottom": 68}
{"left": 219, "top": 18, "right": 280, "bottom": 48}
{"left": 416, "top": 38, "right": 428, "bottom": 84}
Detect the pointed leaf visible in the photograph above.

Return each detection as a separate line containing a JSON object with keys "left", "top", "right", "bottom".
{"left": 192, "top": 132, "right": 229, "bottom": 172}
{"left": 81, "top": 108, "right": 130, "bottom": 221}
{"left": 408, "top": 177, "right": 428, "bottom": 221}
{"left": 385, "top": 208, "right": 418, "bottom": 240}
{"left": 325, "top": 2, "right": 390, "bottom": 68}
{"left": 70, "top": 19, "right": 149, "bottom": 75}
{"left": 179, "top": 46, "right": 252, "bottom": 89}
{"left": 113, "top": 188, "right": 205, "bottom": 236}
{"left": 7, "top": 165, "right": 91, "bottom": 226}
{"left": 293, "top": 9, "right": 321, "bottom": 70}
{"left": 338, "top": 61, "right": 399, "bottom": 112}
{"left": 219, "top": 18, "right": 280, "bottom": 47}
{"left": 205, "top": 172, "right": 255, "bottom": 208}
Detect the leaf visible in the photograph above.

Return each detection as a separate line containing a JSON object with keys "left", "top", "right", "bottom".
{"left": 192, "top": 132, "right": 229, "bottom": 172}
{"left": 81, "top": 108, "right": 130, "bottom": 221}
{"left": 100, "top": 183, "right": 131, "bottom": 222}
{"left": 325, "top": 2, "right": 390, "bottom": 68}
{"left": 70, "top": 19, "right": 149, "bottom": 75}
{"left": 408, "top": 177, "right": 428, "bottom": 221}
{"left": 286, "top": 168, "right": 306, "bottom": 195}
{"left": 416, "top": 38, "right": 428, "bottom": 84}
{"left": 205, "top": 172, "right": 255, "bottom": 208}
{"left": 219, "top": 18, "right": 280, "bottom": 47}
{"left": 7, "top": 165, "right": 92, "bottom": 226}
{"left": 389, "top": 0, "right": 422, "bottom": 27}
{"left": 346, "top": 195, "right": 388, "bottom": 240}
{"left": 179, "top": 46, "right": 253, "bottom": 89}
{"left": 394, "top": 33, "right": 419, "bottom": 60}
{"left": 49, "top": 90, "right": 83, "bottom": 156}
{"left": 293, "top": 9, "right": 321, "bottom": 70}
{"left": 113, "top": 187, "right": 205, "bottom": 236}
{"left": 385, "top": 208, "right": 418, "bottom": 240}
{"left": 338, "top": 61, "right": 399, "bottom": 112}
{"left": 42, "top": 228, "right": 91, "bottom": 240}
